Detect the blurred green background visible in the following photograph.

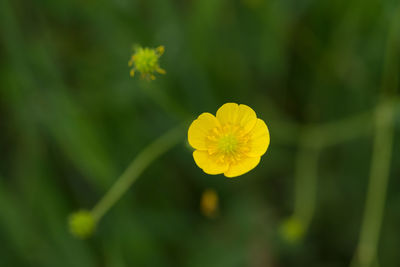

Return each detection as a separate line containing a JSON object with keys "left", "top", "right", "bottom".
{"left": 1, "top": 0, "right": 399, "bottom": 266}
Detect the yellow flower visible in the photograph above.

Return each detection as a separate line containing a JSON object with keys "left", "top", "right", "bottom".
{"left": 128, "top": 45, "right": 166, "bottom": 80}
{"left": 188, "top": 103, "right": 270, "bottom": 177}
{"left": 200, "top": 188, "right": 219, "bottom": 218}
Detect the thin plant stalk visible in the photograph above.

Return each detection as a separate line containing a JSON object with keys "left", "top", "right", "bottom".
{"left": 350, "top": 101, "right": 395, "bottom": 267}
{"left": 350, "top": 4, "right": 400, "bottom": 266}
{"left": 293, "top": 130, "right": 321, "bottom": 233}
{"left": 91, "top": 125, "right": 183, "bottom": 222}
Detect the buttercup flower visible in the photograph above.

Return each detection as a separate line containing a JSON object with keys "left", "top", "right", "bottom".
{"left": 188, "top": 103, "right": 270, "bottom": 177}
{"left": 200, "top": 188, "right": 219, "bottom": 218}
{"left": 128, "top": 45, "right": 166, "bottom": 80}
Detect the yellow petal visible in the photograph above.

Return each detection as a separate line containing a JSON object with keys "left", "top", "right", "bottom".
{"left": 193, "top": 150, "right": 229, "bottom": 175}
{"left": 216, "top": 103, "right": 257, "bottom": 133}
{"left": 188, "top": 113, "right": 220, "bottom": 150}
{"left": 246, "top": 119, "right": 270, "bottom": 157}
{"left": 216, "top": 103, "right": 239, "bottom": 125}
{"left": 237, "top": 104, "right": 257, "bottom": 133}
{"left": 224, "top": 156, "right": 261, "bottom": 178}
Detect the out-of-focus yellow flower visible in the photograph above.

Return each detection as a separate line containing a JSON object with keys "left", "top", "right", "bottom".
{"left": 68, "top": 210, "right": 96, "bottom": 239}
{"left": 188, "top": 103, "right": 270, "bottom": 177}
{"left": 280, "top": 217, "right": 304, "bottom": 243}
{"left": 128, "top": 45, "right": 165, "bottom": 80}
{"left": 200, "top": 188, "right": 219, "bottom": 218}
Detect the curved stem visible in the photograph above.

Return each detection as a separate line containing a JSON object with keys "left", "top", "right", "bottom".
{"left": 350, "top": 101, "right": 395, "bottom": 267}
{"left": 350, "top": 4, "right": 400, "bottom": 266}
{"left": 91, "top": 125, "right": 184, "bottom": 222}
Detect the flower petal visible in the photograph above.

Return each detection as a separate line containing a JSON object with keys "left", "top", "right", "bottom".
{"left": 188, "top": 113, "right": 219, "bottom": 150}
{"left": 237, "top": 104, "right": 257, "bottom": 133}
{"left": 216, "top": 103, "right": 257, "bottom": 133}
{"left": 224, "top": 156, "right": 261, "bottom": 178}
{"left": 246, "top": 119, "right": 270, "bottom": 157}
{"left": 216, "top": 103, "right": 239, "bottom": 125}
{"left": 193, "top": 150, "right": 229, "bottom": 175}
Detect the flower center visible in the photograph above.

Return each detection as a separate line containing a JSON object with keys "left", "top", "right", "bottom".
{"left": 206, "top": 125, "right": 251, "bottom": 164}
{"left": 218, "top": 134, "right": 238, "bottom": 154}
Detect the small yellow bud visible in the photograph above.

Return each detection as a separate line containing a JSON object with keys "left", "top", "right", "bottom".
{"left": 68, "top": 210, "right": 96, "bottom": 239}
{"left": 200, "top": 189, "right": 219, "bottom": 218}
{"left": 129, "top": 45, "right": 166, "bottom": 80}
{"left": 280, "top": 217, "right": 304, "bottom": 243}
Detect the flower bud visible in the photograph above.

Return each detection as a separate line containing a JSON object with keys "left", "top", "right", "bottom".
{"left": 280, "top": 217, "right": 304, "bottom": 243}
{"left": 68, "top": 210, "right": 96, "bottom": 239}
{"left": 200, "top": 189, "right": 219, "bottom": 218}
{"left": 128, "top": 45, "right": 166, "bottom": 80}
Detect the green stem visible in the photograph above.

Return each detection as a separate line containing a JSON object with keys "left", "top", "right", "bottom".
{"left": 350, "top": 5, "right": 399, "bottom": 266}
{"left": 293, "top": 130, "right": 321, "bottom": 232}
{"left": 91, "top": 125, "right": 184, "bottom": 222}
{"left": 350, "top": 101, "right": 395, "bottom": 267}
{"left": 311, "top": 111, "right": 373, "bottom": 147}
